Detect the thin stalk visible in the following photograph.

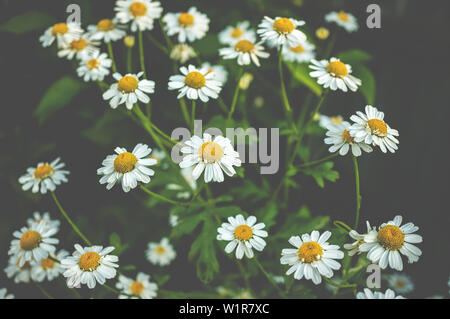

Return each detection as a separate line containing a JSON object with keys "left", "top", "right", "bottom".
{"left": 126, "top": 47, "right": 132, "bottom": 73}
{"left": 179, "top": 98, "right": 192, "bottom": 129}
{"left": 107, "top": 42, "right": 117, "bottom": 73}
{"left": 145, "top": 32, "right": 169, "bottom": 55}
{"left": 191, "top": 100, "right": 196, "bottom": 133}
{"left": 352, "top": 155, "right": 361, "bottom": 229}
{"left": 140, "top": 185, "right": 191, "bottom": 206}
{"left": 138, "top": 30, "right": 147, "bottom": 77}
{"left": 227, "top": 69, "right": 243, "bottom": 122}
{"left": 254, "top": 258, "right": 287, "bottom": 298}
{"left": 299, "top": 153, "right": 339, "bottom": 168}
{"left": 35, "top": 283, "right": 54, "bottom": 299}
{"left": 334, "top": 220, "right": 353, "bottom": 233}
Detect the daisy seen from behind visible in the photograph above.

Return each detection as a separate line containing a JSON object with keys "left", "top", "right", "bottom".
{"left": 97, "top": 143, "right": 157, "bottom": 192}
{"left": 218, "top": 21, "right": 256, "bottom": 45}
{"left": 77, "top": 51, "right": 112, "bottom": 82}
{"left": 163, "top": 7, "right": 209, "bottom": 43}
{"left": 281, "top": 40, "right": 315, "bottom": 63}
{"left": 31, "top": 249, "right": 68, "bottom": 282}
{"left": 87, "top": 18, "right": 126, "bottom": 43}
{"left": 217, "top": 214, "right": 268, "bottom": 259}
{"left": 324, "top": 121, "right": 373, "bottom": 156}
{"left": 114, "top": 0, "right": 163, "bottom": 32}
{"left": 257, "top": 16, "right": 306, "bottom": 48}
{"left": 357, "top": 288, "right": 405, "bottom": 299}
{"left": 116, "top": 272, "right": 158, "bottom": 299}
{"left": 309, "top": 57, "right": 361, "bottom": 92}
{"left": 325, "top": 11, "right": 358, "bottom": 33}
{"left": 146, "top": 237, "right": 176, "bottom": 266}
{"left": 344, "top": 221, "right": 377, "bottom": 256}
{"left": 39, "top": 22, "right": 83, "bottom": 48}
{"left": 61, "top": 244, "right": 118, "bottom": 289}
{"left": 280, "top": 230, "right": 344, "bottom": 285}
{"left": 27, "top": 211, "right": 60, "bottom": 230}
{"left": 219, "top": 39, "right": 270, "bottom": 67}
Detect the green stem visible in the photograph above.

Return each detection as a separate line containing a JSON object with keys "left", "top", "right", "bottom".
{"left": 107, "top": 42, "right": 117, "bottom": 73}
{"left": 35, "top": 283, "right": 54, "bottom": 299}
{"left": 126, "top": 47, "right": 132, "bottom": 73}
{"left": 138, "top": 30, "right": 147, "bottom": 77}
{"left": 227, "top": 69, "right": 243, "bottom": 122}
{"left": 191, "top": 100, "right": 196, "bottom": 133}
{"left": 278, "top": 48, "right": 292, "bottom": 113}
{"left": 325, "top": 278, "right": 356, "bottom": 288}
{"left": 145, "top": 32, "right": 169, "bottom": 55}
{"left": 236, "top": 260, "right": 255, "bottom": 297}
{"left": 217, "top": 97, "right": 229, "bottom": 114}
{"left": 179, "top": 98, "right": 192, "bottom": 129}
{"left": 352, "top": 155, "right": 361, "bottom": 229}
{"left": 50, "top": 191, "right": 92, "bottom": 246}
{"left": 299, "top": 153, "right": 339, "bottom": 168}
{"left": 253, "top": 258, "right": 287, "bottom": 298}
{"left": 323, "top": 30, "right": 337, "bottom": 58}
{"left": 140, "top": 185, "right": 191, "bottom": 206}
{"left": 334, "top": 220, "right": 353, "bottom": 233}
{"left": 159, "top": 18, "right": 173, "bottom": 50}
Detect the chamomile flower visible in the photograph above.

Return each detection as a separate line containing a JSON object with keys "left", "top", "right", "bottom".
{"left": 281, "top": 40, "right": 315, "bottom": 63}
{"left": 385, "top": 273, "right": 414, "bottom": 295}
{"left": 0, "top": 288, "right": 14, "bottom": 299}
{"left": 97, "top": 143, "right": 157, "bottom": 193}
{"left": 325, "top": 11, "right": 359, "bottom": 33}
{"left": 324, "top": 121, "right": 373, "bottom": 156}
{"left": 280, "top": 231, "right": 344, "bottom": 285}
{"left": 18, "top": 157, "right": 70, "bottom": 194}
{"left": 77, "top": 51, "right": 112, "bottom": 82}
{"left": 219, "top": 40, "right": 270, "bottom": 67}
{"left": 114, "top": 0, "right": 163, "bottom": 32}
{"left": 218, "top": 21, "right": 256, "bottom": 45}
{"left": 163, "top": 7, "right": 209, "bottom": 43}
{"left": 116, "top": 272, "right": 158, "bottom": 299}
{"left": 179, "top": 133, "right": 241, "bottom": 183}
{"left": 4, "top": 256, "right": 32, "bottom": 284}
{"left": 146, "top": 237, "right": 176, "bottom": 266}
{"left": 257, "top": 16, "right": 306, "bottom": 48}
{"left": 27, "top": 211, "right": 60, "bottom": 230}
{"left": 39, "top": 22, "right": 83, "bottom": 48}
{"left": 318, "top": 114, "right": 344, "bottom": 129}
{"left": 31, "top": 250, "right": 68, "bottom": 282}
{"left": 359, "top": 215, "right": 423, "bottom": 271}
{"left": 61, "top": 244, "right": 119, "bottom": 289}
{"left": 170, "top": 44, "right": 197, "bottom": 64}
{"left": 103, "top": 72, "right": 155, "bottom": 110}
{"left": 357, "top": 288, "right": 405, "bottom": 299}
{"left": 9, "top": 221, "right": 59, "bottom": 267}
{"left": 344, "top": 221, "right": 377, "bottom": 256}
{"left": 57, "top": 36, "right": 100, "bottom": 60}
{"left": 349, "top": 105, "right": 400, "bottom": 153}
{"left": 201, "top": 62, "right": 228, "bottom": 85}
{"left": 309, "top": 57, "right": 361, "bottom": 92}
{"left": 87, "top": 18, "right": 126, "bottom": 43}
{"left": 168, "top": 65, "right": 222, "bottom": 102}
{"left": 217, "top": 214, "right": 268, "bottom": 259}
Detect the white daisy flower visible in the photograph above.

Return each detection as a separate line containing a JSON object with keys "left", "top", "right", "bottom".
{"left": 309, "top": 57, "right": 362, "bottom": 92}
{"left": 359, "top": 215, "right": 423, "bottom": 271}
{"left": 217, "top": 214, "right": 268, "bottom": 259}
{"left": 4, "top": 255, "right": 32, "bottom": 283}
{"left": 385, "top": 273, "right": 414, "bottom": 295}
{"left": 179, "top": 133, "right": 241, "bottom": 183}
{"left": 116, "top": 272, "right": 158, "bottom": 299}
{"left": 148, "top": 148, "right": 168, "bottom": 169}
{"left": 218, "top": 21, "right": 256, "bottom": 45}
{"left": 163, "top": 7, "right": 209, "bottom": 43}
{"left": 103, "top": 72, "right": 155, "bottom": 110}
{"left": 219, "top": 39, "right": 270, "bottom": 67}
{"left": 201, "top": 62, "right": 228, "bottom": 85}
{"left": 344, "top": 221, "right": 377, "bottom": 256}
{"left": 349, "top": 105, "right": 400, "bottom": 153}
{"left": 77, "top": 51, "right": 112, "bottom": 82}
{"left": 324, "top": 121, "right": 373, "bottom": 156}
{"left": 8, "top": 221, "right": 59, "bottom": 267}
{"left": 318, "top": 114, "right": 344, "bottom": 129}
{"left": 57, "top": 35, "right": 100, "bottom": 60}
{"left": 61, "top": 244, "right": 119, "bottom": 289}
{"left": 357, "top": 288, "right": 405, "bottom": 299}
{"left": 170, "top": 43, "right": 197, "bottom": 64}
{"left": 257, "top": 16, "right": 306, "bottom": 48}
{"left": 0, "top": 288, "right": 14, "bottom": 299}
{"left": 146, "top": 237, "right": 176, "bottom": 266}
{"left": 18, "top": 157, "right": 70, "bottom": 194}
{"left": 39, "top": 22, "right": 83, "bottom": 48}
{"left": 281, "top": 40, "right": 315, "bottom": 63}
{"left": 31, "top": 250, "right": 68, "bottom": 282}
{"left": 27, "top": 211, "right": 60, "bottom": 230}
{"left": 280, "top": 230, "right": 344, "bottom": 285}
{"left": 168, "top": 65, "right": 222, "bottom": 102}
{"left": 166, "top": 166, "right": 198, "bottom": 199}
{"left": 97, "top": 143, "right": 157, "bottom": 193}
{"left": 325, "top": 11, "right": 359, "bottom": 33}
{"left": 87, "top": 18, "right": 126, "bottom": 43}
{"left": 114, "top": 0, "right": 163, "bottom": 32}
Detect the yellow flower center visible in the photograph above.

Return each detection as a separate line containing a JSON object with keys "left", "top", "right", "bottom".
{"left": 315, "top": 27, "right": 329, "bottom": 40}
{"left": 184, "top": 71, "right": 206, "bottom": 89}
{"left": 97, "top": 19, "right": 115, "bottom": 31}
{"left": 41, "top": 258, "right": 56, "bottom": 270}
{"left": 395, "top": 279, "right": 406, "bottom": 288}
{"left": 129, "top": 2, "right": 147, "bottom": 17}
{"left": 290, "top": 45, "right": 304, "bottom": 53}
{"left": 342, "top": 129, "right": 354, "bottom": 143}
{"left": 233, "top": 225, "right": 253, "bottom": 241}
{"left": 51, "top": 23, "right": 69, "bottom": 35}
{"left": 234, "top": 40, "right": 255, "bottom": 53}
{"left": 337, "top": 11, "right": 349, "bottom": 22}
{"left": 130, "top": 281, "right": 145, "bottom": 295}
{"left": 198, "top": 142, "right": 224, "bottom": 163}
{"left": 20, "top": 230, "right": 42, "bottom": 251}
{"left": 367, "top": 119, "right": 388, "bottom": 135}
{"left": 326, "top": 61, "right": 348, "bottom": 77}
{"left": 231, "top": 28, "right": 244, "bottom": 38}
{"left": 178, "top": 13, "right": 195, "bottom": 27}
{"left": 118, "top": 75, "right": 139, "bottom": 93}
{"left": 331, "top": 116, "right": 343, "bottom": 124}
{"left": 78, "top": 252, "right": 101, "bottom": 271}
{"left": 34, "top": 164, "right": 54, "bottom": 179}
{"left": 70, "top": 39, "right": 88, "bottom": 51}
{"left": 297, "top": 241, "right": 323, "bottom": 263}
{"left": 114, "top": 152, "right": 138, "bottom": 173}
{"left": 273, "top": 18, "right": 295, "bottom": 34}
{"left": 86, "top": 58, "right": 100, "bottom": 70}
{"left": 124, "top": 35, "right": 135, "bottom": 48}
{"left": 155, "top": 245, "right": 166, "bottom": 255}
{"left": 377, "top": 225, "right": 404, "bottom": 251}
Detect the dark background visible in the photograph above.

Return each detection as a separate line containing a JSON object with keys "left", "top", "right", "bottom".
{"left": 0, "top": 0, "right": 448, "bottom": 298}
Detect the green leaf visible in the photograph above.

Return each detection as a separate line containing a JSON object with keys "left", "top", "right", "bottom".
{"left": 0, "top": 11, "right": 55, "bottom": 34}
{"left": 353, "top": 64, "right": 376, "bottom": 105}
{"left": 120, "top": 265, "right": 136, "bottom": 271}
{"left": 35, "top": 76, "right": 85, "bottom": 124}
{"left": 302, "top": 161, "right": 339, "bottom": 188}
{"left": 285, "top": 62, "right": 322, "bottom": 96}
{"left": 343, "top": 255, "right": 371, "bottom": 282}
{"left": 337, "top": 49, "right": 372, "bottom": 64}
{"left": 109, "top": 233, "right": 121, "bottom": 248}
{"left": 170, "top": 213, "right": 205, "bottom": 238}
